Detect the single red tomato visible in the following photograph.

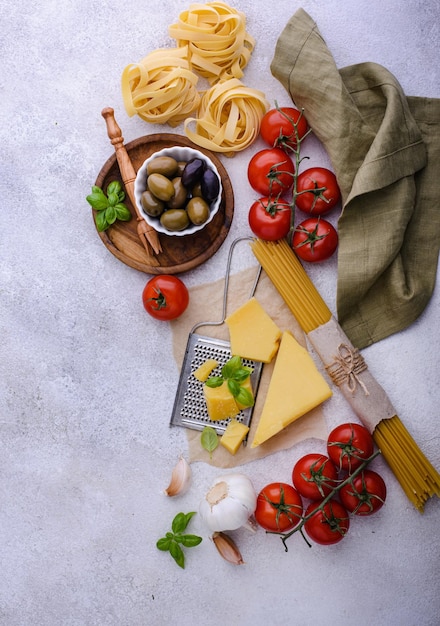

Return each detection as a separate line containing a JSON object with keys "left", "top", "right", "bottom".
{"left": 142, "top": 275, "right": 189, "bottom": 321}
{"left": 296, "top": 167, "right": 341, "bottom": 215}
{"left": 292, "top": 217, "right": 338, "bottom": 262}
{"left": 255, "top": 482, "right": 303, "bottom": 532}
{"left": 260, "top": 107, "right": 309, "bottom": 151}
{"left": 248, "top": 196, "right": 292, "bottom": 241}
{"left": 247, "top": 148, "right": 295, "bottom": 197}
{"left": 339, "top": 470, "right": 387, "bottom": 516}
{"left": 304, "top": 499, "right": 350, "bottom": 545}
{"left": 292, "top": 453, "right": 339, "bottom": 501}
{"left": 327, "top": 423, "right": 375, "bottom": 473}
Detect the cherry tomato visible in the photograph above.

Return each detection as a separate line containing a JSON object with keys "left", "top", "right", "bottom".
{"left": 142, "top": 275, "right": 189, "bottom": 321}
{"left": 255, "top": 482, "right": 303, "bottom": 532}
{"left": 339, "top": 470, "right": 387, "bottom": 516}
{"left": 248, "top": 196, "right": 292, "bottom": 241}
{"left": 248, "top": 148, "right": 295, "bottom": 197}
{"left": 292, "top": 217, "right": 338, "bottom": 263}
{"left": 292, "top": 453, "right": 339, "bottom": 501}
{"left": 304, "top": 499, "right": 350, "bottom": 545}
{"left": 260, "top": 107, "right": 309, "bottom": 151}
{"left": 296, "top": 167, "right": 341, "bottom": 215}
{"left": 327, "top": 423, "right": 375, "bottom": 473}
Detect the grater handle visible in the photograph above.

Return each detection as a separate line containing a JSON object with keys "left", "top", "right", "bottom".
{"left": 190, "top": 237, "right": 261, "bottom": 334}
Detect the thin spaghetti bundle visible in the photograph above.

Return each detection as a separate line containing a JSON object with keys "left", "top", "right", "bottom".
{"left": 169, "top": 2, "right": 255, "bottom": 84}
{"left": 251, "top": 238, "right": 440, "bottom": 512}
{"left": 121, "top": 47, "right": 200, "bottom": 127}
{"left": 184, "top": 78, "right": 268, "bottom": 155}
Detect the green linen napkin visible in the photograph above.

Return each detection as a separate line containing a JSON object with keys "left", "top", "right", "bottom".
{"left": 271, "top": 8, "right": 440, "bottom": 349}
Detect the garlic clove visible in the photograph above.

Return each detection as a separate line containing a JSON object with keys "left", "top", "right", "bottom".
{"left": 164, "top": 455, "right": 192, "bottom": 497}
{"left": 212, "top": 532, "right": 245, "bottom": 565}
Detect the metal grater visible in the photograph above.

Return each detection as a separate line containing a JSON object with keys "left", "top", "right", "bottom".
{"left": 169, "top": 237, "right": 263, "bottom": 436}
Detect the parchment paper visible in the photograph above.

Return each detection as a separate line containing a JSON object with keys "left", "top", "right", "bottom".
{"left": 171, "top": 265, "right": 328, "bottom": 467}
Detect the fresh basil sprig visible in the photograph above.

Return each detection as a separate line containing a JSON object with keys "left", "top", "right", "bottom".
{"left": 205, "top": 355, "right": 254, "bottom": 408}
{"left": 156, "top": 512, "right": 202, "bottom": 569}
{"left": 86, "top": 180, "right": 131, "bottom": 232}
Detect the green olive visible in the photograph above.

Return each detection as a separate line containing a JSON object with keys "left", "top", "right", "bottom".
{"left": 167, "top": 177, "right": 188, "bottom": 210}
{"left": 191, "top": 182, "right": 203, "bottom": 198}
{"left": 147, "top": 173, "right": 175, "bottom": 202}
{"left": 160, "top": 209, "right": 190, "bottom": 231}
{"left": 186, "top": 197, "right": 210, "bottom": 225}
{"left": 147, "top": 156, "right": 178, "bottom": 178}
{"left": 141, "top": 190, "right": 165, "bottom": 217}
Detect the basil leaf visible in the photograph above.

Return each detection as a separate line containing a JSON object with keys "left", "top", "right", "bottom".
{"left": 107, "top": 180, "right": 121, "bottom": 196}
{"left": 95, "top": 210, "right": 109, "bottom": 232}
{"left": 86, "top": 191, "right": 108, "bottom": 210}
{"left": 235, "top": 387, "right": 254, "bottom": 408}
{"left": 231, "top": 367, "right": 251, "bottom": 383}
{"left": 115, "top": 203, "right": 131, "bottom": 221}
{"left": 221, "top": 355, "right": 242, "bottom": 379}
{"left": 172, "top": 512, "right": 187, "bottom": 534}
{"left": 201, "top": 426, "right": 218, "bottom": 456}
{"left": 107, "top": 192, "right": 119, "bottom": 207}
{"left": 156, "top": 537, "right": 171, "bottom": 551}
{"left": 227, "top": 379, "right": 241, "bottom": 398}
{"left": 205, "top": 376, "right": 224, "bottom": 388}
{"left": 179, "top": 534, "right": 202, "bottom": 548}
{"left": 117, "top": 189, "right": 126, "bottom": 202}
{"left": 105, "top": 205, "right": 117, "bottom": 224}
{"left": 169, "top": 541, "right": 185, "bottom": 568}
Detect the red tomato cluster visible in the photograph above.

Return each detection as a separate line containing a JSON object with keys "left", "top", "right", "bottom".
{"left": 255, "top": 423, "right": 387, "bottom": 547}
{"left": 248, "top": 105, "right": 342, "bottom": 263}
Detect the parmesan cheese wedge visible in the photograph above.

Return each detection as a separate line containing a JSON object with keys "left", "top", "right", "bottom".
{"left": 225, "top": 297, "right": 281, "bottom": 363}
{"left": 251, "top": 331, "right": 332, "bottom": 447}
{"left": 220, "top": 420, "right": 250, "bottom": 455}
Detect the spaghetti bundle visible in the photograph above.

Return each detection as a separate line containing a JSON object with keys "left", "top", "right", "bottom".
{"left": 169, "top": 2, "right": 255, "bottom": 84}
{"left": 184, "top": 78, "right": 268, "bottom": 155}
{"left": 121, "top": 47, "right": 200, "bottom": 127}
{"left": 251, "top": 238, "right": 440, "bottom": 512}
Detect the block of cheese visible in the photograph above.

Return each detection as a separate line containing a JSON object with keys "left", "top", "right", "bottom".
{"left": 225, "top": 297, "right": 281, "bottom": 363}
{"left": 203, "top": 376, "right": 253, "bottom": 421}
{"left": 220, "top": 420, "right": 250, "bottom": 455}
{"left": 193, "top": 358, "right": 219, "bottom": 382}
{"left": 251, "top": 331, "right": 332, "bottom": 447}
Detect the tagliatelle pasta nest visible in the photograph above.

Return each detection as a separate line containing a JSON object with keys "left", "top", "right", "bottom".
{"left": 168, "top": 2, "right": 255, "bottom": 84}
{"left": 184, "top": 78, "right": 269, "bottom": 155}
{"left": 121, "top": 47, "right": 201, "bottom": 127}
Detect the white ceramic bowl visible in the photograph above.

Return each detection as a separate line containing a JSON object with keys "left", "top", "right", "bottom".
{"left": 134, "top": 146, "right": 223, "bottom": 236}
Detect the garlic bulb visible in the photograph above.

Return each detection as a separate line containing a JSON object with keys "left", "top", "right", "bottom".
{"left": 164, "top": 455, "right": 192, "bottom": 496}
{"left": 199, "top": 473, "right": 257, "bottom": 532}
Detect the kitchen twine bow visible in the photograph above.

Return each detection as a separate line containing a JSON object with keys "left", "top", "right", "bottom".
{"left": 326, "top": 343, "right": 369, "bottom": 395}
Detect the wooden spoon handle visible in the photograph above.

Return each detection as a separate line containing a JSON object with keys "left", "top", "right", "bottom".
{"left": 101, "top": 107, "right": 162, "bottom": 255}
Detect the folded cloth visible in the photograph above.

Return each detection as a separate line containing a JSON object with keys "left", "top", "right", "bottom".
{"left": 270, "top": 8, "right": 440, "bottom": 349}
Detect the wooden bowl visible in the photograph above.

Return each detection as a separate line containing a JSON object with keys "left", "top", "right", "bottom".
{"left": 94, "top": 133, "right": 234, "bottom": 274}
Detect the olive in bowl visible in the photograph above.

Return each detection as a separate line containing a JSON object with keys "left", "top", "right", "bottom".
{"left": 134, "top": 146, "right": 222, "bottom": 236}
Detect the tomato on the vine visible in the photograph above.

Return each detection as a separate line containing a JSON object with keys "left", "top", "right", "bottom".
{"left": 292, "top": 217, "right": 338, "bottom": 263}
{"left": 304, "top": 499, "right": 350, "bottom": 545}
{"left": 260, "top": 107, "right": 309, "bottom": 152}
{"left": 255, "top": 482, "right": 303, "bottom": 532}
{"left": 248, "top": 196, "right": 292, "bottom": 241}
{"left": 327, "top": 423, "right": 375, "bottom": 473}
{"left": 292, "top": 453, "right": 338, "bottom": 501}
{"left": 247, "top": 148, "right": 295, "bottom": 197}
{"left": 339, "top": 470, "right": 387, "bottom": 516}
{"left": 142, "top": 275, "right": 189, "bottom": 321}
{"left": 296, "top": 167, "right": 341, "bottom": 215}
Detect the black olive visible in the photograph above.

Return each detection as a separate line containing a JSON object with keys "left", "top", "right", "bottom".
{"left": 181, "top": 158, "right": 205, "bottom": 189}
{"left": 200, "top": 167, "right": 220, "bottom": 203}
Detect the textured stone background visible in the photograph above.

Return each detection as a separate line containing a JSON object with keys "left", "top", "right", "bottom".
{"left": 1, "top": 1, "right": 439, "bottom": 625}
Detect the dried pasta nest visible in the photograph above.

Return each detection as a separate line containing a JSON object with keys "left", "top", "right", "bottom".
{"left": 184, "top": 78, "right": 269, "bottom": 155}
{"left": 121, "top": 46, "right": 201, "bottom": 127}
{"left": 168, "top": 1, "right": 255, "bottom": 84}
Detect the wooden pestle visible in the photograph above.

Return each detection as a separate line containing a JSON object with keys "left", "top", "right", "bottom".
{"left": 101, "top": 107, "right": 162, "bottom": 257}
